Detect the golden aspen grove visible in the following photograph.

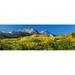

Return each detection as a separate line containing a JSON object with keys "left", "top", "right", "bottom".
{"left": 0, "top": 33, "right": 75, "bottom": 50}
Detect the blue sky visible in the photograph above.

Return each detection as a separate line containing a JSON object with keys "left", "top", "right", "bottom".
{"left": 0, "top": 25, "right": 75, "bottom": 35}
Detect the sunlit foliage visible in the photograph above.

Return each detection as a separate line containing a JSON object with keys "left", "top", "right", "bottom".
{"left": 0, "top": 34, "right": 75, "bottom": 50}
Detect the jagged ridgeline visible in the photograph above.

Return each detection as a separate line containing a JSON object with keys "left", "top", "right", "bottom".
{"left": 0, "top": 28, "right": 75, "bottom": 50}
{"left": 0, "top": 28, "right": 54, "bottom": 38}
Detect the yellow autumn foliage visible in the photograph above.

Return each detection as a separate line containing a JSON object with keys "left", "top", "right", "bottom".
{"left": 0, "top": 33, "right": 75, "bottom": 50}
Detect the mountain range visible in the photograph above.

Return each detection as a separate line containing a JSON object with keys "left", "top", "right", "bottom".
{"left": 0, "top": 28, "right": 55, "bottom": 38}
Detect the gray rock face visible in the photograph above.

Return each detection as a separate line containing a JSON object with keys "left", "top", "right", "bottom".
{"left": 40, "top": 30, "right": 49, "bottom": 36}
{"left": 22, "top": 28, "right": 39, "bottom": 34}
{"left": 40, "top": 30, "right": 55, "bottom": 37}
{"left": 0, "top": 28, "right": 55, "bottom": 38}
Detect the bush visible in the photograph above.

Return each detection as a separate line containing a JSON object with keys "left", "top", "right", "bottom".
{"left": 53, "top": 39, "right": 73, "bottom": 50}
{"left": 15, "top": 43, "right": 28, "bottom": 50}
{"left": 0, "top": 44, "right": 14, "bottom": 50}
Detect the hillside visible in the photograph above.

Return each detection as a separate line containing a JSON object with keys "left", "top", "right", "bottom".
{"left": 0, "top": 32, "right": 75, "bottom": 50}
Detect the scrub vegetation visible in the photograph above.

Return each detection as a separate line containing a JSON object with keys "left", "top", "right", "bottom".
{"left": 0, "top": 33, "right": 75, "bottom": 50}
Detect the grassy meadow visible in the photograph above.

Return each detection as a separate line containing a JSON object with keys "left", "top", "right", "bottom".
{"left": 0, "top": 32, "right": 75, "bottom": 50}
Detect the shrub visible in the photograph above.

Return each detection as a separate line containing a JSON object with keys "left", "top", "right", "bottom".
{"left": 0, "top": 44, "right": 14, "bottom": 50}
{"left": 14, "top": 43, "right": 28, "bottom": 50}
{"left": 53, "top": 39, "right": 73, "bottom": 50}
